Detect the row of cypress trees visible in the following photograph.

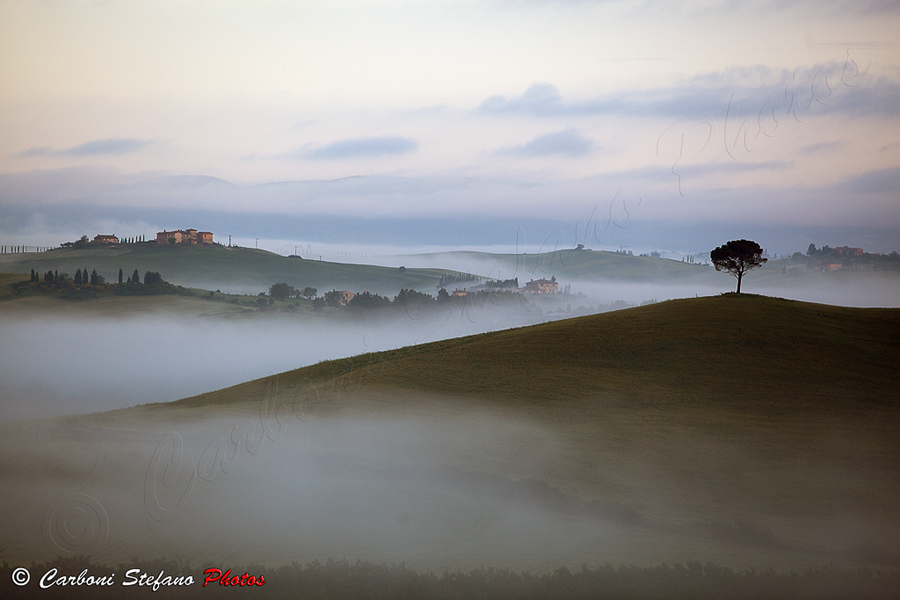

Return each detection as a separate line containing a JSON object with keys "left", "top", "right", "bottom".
{"left": 28, "top": 268, "right": 163, "bottom": 287}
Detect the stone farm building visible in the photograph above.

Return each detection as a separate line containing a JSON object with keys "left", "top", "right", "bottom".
{"left": 156, "top": 229, "right": 214, "bottom": 245}
{"left": 524, "top": 278, "right": 558, "bottom": 294}
{"left": 93, "top": 234, "right": 119, "bottom": 244}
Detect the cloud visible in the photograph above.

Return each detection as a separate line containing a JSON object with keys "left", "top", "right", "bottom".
{"left": 634, "top": 0, "right": 900, "bottom": 17}
{"left": 299, "top": 136, "right": 418, "bottom": 160}
{"left": 498, "top": 129, "right": 594, "bottom": 157}
{"left": 800, "top": 141, "right": 844, "bottom": 155}
{"left": 835, "top": 166, "right": 900, "bottom": 194}
{"left": 63, "top": 138, "right": 153, "bottom": 156}
{"left": 18, "top": 147, "right": 53, "bottom": 157}
{"left": 479, "top": 81, "right": 757, "bottom": 118}
{"left": 480, "top": 83, "right": 562, "bottom": 116}
{"left": 479, "top": 64, "right": 900, "bottom": 120}
{"left": 16, "top": 138, "right": 153, "bottom": 158}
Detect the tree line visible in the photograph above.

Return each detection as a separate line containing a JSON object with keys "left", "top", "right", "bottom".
{"left": 29, "top": 268, "right": 166, "bottom": 288}
{"left": 60, "top": 234, "right": 147, "bottom": 248}
{"left": 483, "top": 277, "right": 519, "bottom": 290}
{"left": 265, "top": 282, "right": 534, "bottom": 315}
{"left": 20, "top": 268, "right": 174, "bottom": 298}
{"left": 268, "top": 283, "right": 318, "bottom": 300}
{"left": 438, "top": 272, "right": 479, "bottom": 288}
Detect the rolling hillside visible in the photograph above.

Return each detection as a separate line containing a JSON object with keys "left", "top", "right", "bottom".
{"left": 0, "top": 243, "right": 464, "bottom": 295}
{"left": 169, "top": 295, "right": 900, "bottom": 563}
{"left": 346, "top": 249, "right": 900, "bottom": 305}
{"left": 2, "top": 295, "right": 898, "bottom": 575}
{"left": 179, "top": 293, "right": 900, "bottom": 410}
{"left": 349, "top": 248, "right": 719, "bottom": 283}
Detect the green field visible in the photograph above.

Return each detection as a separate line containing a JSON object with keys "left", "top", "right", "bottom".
{"left": 366, "top": 248, "right": 718, "bottom": 282}
{"left": 1, "top": 294, "right": 897, "bottom": 577}
{"left": 0, "top": 244, "right": 465, "bottom": 295}
{"left": 180, "top": 293, "right": 899, "bottom": 408}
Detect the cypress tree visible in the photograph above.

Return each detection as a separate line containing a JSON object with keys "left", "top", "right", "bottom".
{"left": 118, "top": 268, "right": 123, "bottom": 284}
{"left": 132, "top": 269, "right": 140, "bottom": 284}
{"left": 74, "top": 269, "right": 82, "bottom": 285}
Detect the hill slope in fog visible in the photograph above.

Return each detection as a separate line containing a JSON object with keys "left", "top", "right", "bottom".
{"left": 2, "top": 295, "right": 898, "bottom": 574}
{"left": 180, "top": 293, "right": 900, "bottom": 410}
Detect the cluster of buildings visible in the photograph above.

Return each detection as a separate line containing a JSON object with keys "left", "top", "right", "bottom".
{"left": 452, "top": 278, "right": 560, "bottom": 297}
{"left": 833, "top": 246, "right": 864, "bottom": 258}
{"left": 156, "top": 229, "right": 213, "bottom": 245}
{"left": 90, "top": 229, "right": 214, "bottom": 245}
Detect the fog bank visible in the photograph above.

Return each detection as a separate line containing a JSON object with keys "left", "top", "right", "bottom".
{"left": 0, "top": 302, "right": 545, "bottom": 423}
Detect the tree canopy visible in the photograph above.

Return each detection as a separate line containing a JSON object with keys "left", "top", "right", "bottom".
{"left": 710, "top": 239, "right": 767, "bottom": 293}
{"left": 269, "top": 282, "right": 294, "bottom": 300}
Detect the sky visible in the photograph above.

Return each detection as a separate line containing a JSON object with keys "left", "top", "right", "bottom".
{"left": 1, "top": 0, "right": 899, "bottom": 256}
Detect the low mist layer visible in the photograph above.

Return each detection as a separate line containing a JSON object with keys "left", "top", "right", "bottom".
{"left": 1, "top": 388, "right": 897, "bottom": 574}
{"left": 1, "top": 295, "right": 897, "bottom": 586}
{"left": 0, "top": 298, "right": 545, "bottom": 423}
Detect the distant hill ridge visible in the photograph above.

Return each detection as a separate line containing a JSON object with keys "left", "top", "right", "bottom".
{"left": 0, "top": 243, "right": 465, "bottom": 295}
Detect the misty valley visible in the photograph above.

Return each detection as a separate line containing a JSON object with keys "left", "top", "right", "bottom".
{"left": 1, "top": 245, "right": 899, "bottom": 599}
{"left": 4, "top": 3, "right": 900, "bottom": 595}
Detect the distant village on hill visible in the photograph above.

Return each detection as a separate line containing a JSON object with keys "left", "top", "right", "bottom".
{"left": 86, "top": 228, "right": 215, "bottom": 246}
{"left": 57, "top": 229, "right": 568, "bottom": 296}
{"left": 801, "top": 244, "right": 899, "bottom": 272}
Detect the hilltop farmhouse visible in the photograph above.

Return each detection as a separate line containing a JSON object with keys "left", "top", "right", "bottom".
{"left": 524, "top": 278, "right": 558, "bottom": 294}
{"left": 93, "top": 234, "right": 119, "bottom": 244}
{"left": 156, "top": 228, "right": 213, "bottom": 245}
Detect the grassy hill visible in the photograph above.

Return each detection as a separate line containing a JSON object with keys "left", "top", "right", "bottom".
{"left": 0, "top": 243, "right": 465, "bottom": 295}
{"left": 163, "top": 295, "right": 900, "bottom": 563}
{"left": 179, "top": 293, "right": 900, "bottom": 410}
{"left": 2, "top": 295, "right": 898, "bottom": 574}
{"left": 353, "top": 248, "right": 719, "bottom": 282}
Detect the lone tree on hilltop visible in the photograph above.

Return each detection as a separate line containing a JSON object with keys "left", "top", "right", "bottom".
{"left": 710, "top": 239, "right": 767, "bottom": 293}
